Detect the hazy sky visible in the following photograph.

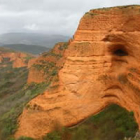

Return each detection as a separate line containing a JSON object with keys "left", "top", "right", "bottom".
{"left": 0, "top": 0, "right": 140, "bottom": 36}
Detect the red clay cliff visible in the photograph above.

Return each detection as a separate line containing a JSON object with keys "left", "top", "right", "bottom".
{"left": 27, "top": 42, "right": 67, "bottom": 83}
{"left": 0, "top": 48, "right": 34, "bottom": 68}
{"left": 15, "top": 5, "right": 140, "bottom": 139}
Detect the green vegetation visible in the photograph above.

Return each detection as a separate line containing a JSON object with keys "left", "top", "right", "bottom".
{"left": 58, "top": 42, "right": 68, "bottom": 50}
{"left": 24, "top": 56, "right": 34, "bottom": 61}
{"left": 17, "top": 136, "right": 34, "bottom": 140}
{"left": 42, "top": 105, "right": 138, "bottom": 140}
{"left": 90, "top": 5, "right": 140, "bottom": 11}
{"left": 33, "top": 61, "right": 57, "bottom": 72}
{"left": 24, "top": 55, "right": 34, "bottom": 64}
{"left": 32, "top": 60, "right": 59, "bottom": 84}
{"left": 6, "top": 105, "right": 138, "bottom": 139}
{"left": 42, "top": 42, "right": 68, "bottom": 58}
{"left": 0, "top": 60, "right": 49, "bottom": 140}
{"left": 42, "top": 51, "right": 62, "bottom": 58}
{"left": 32, "top": 43, "right": 68, "bottom": 83}
{"left": 9, "top": 105, "right": 134, "bottom": 140}
{"left": 85, "top": 12, "right": 98, "bottom": 18}
{"left": 8, "top": 136, "right": 34, "bottom": 140}
{"left": 0, "top": 82, "right": 49, "bottom": 140}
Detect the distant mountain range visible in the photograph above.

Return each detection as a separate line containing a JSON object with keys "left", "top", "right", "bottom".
{"left": 1, "top": 44, "right": 50, "bottom": 55}
{"left": 0, "top": 32, "right": 70, "bottom": 48}
{"left": 0, "top": 32, "right": 70, "bottom": 54}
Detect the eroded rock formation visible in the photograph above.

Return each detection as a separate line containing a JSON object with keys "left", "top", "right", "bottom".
{"left": 15, "top": 5, "right": 140, "bottom": 138}
{"left": 0, "top": 48, "right": 34, "bottom": 68}
{"left": 27, "top": 42, "right": 67, "bottom": 83}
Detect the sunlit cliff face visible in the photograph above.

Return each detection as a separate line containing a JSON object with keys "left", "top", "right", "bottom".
{"left": 60, "top": 33, "right": 140, "bottom": 127}
{"left": 15, "top": 6, "right": 140, "bottom": 139}
{"left": 102, "top": 33, "right": 140, "bottom": 126}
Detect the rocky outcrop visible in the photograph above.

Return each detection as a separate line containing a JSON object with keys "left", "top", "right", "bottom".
{"left": 15, "top": 5, "right": 140, "bottom": 139}
{"left": 27, "top": 42, "right": 68, "bottom": 83}
{"left": 28, "top": 58, "right": 37, "bottom": 68}
{"left": 13, "top": 58, "right": 27, "bottom": 68}
{"left": 0, "top": 48, "right": 34, "bottom": 68}
{"left": 0, "top": 56, "right": 3, "bottom": 63}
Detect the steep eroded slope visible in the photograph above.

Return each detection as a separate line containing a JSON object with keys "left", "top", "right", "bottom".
{"left": 15, "top": 5, "right": 140, "bottom": 139}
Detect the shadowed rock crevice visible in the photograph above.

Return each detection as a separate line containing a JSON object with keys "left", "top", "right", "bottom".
{"left": 102, "top": 94, "right": 120, "bottom": 99}
{"left": 113, "top": 48, "right": 128, "bottom": 56}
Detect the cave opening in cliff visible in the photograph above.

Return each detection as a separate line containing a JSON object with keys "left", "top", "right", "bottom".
{"left": 109, "top": 44, "right": 128, "bottom": 57}
{"left": 113, "top": 49, "right": 128, "bottom": 56}
{"left": 103, "top": 35, "right": 129, "bottom": 57}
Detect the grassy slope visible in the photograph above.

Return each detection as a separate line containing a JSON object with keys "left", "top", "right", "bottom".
{"left": 0, "top": 45, "right": 65, "bottom": 140}
{"left": 0, "top": 58, "right": 49, "bottom": 140}
{"left": 42, "top": 105, "right": 138, "bottom": 140}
